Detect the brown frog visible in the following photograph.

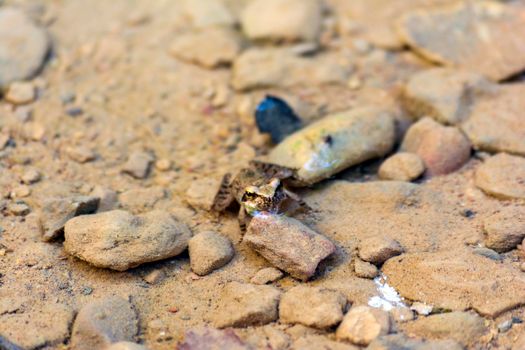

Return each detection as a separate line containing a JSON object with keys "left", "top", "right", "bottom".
{"left": 212, "top": 160, "right": 310, "bottom": 232}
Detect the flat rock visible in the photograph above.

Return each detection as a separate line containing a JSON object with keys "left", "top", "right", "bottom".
{"left": 122, "top": 151, "right": 154, "bottom": 179}
{"left": 268, "top": 107, "right": 395, "bottom": 185}
{"left": 64, "top": 210, "right": 191, "bottom": 271}
{"left": 119, "top": 186, "right": 165, "bottom": 212}
{"left": 245, "top": 213, "right": 336, "bottom": 281}
{"left": 169, "top": 27, "right": 242, "bottom": 68}
{"left": 397, "top": 1, "right": 525, "bottom": 81}
{"left": 382, "top": 249, "right": 525, "bottom": 317}
{"left": 185, "top": 176, "right": 224, "bottom": 211}
{"left": 378, "top": 153, "right": 425, "bottom": 182}
{"left": 70, "top": 297, "right": 138, "bottom": 350}
{"left": 401, "top": 117, "right": 471, "bottom": 176}
{"left": 5, "top": 81, "right": 36, "bottom": 105}
{"left": 336, "top": 306, "right": 391, "bottom": 346}
{"left": 279, "top": 286, "right": 346, "bottom": 329}
{"left": 250, "top": 267, "right": 284, "bottom": 285}
{"left": 305, "top": 181, "right": 480, "bottom": 254}
{"left": 40, "top": 195, "right": 100, "bottom": 241}
{"left": 402, "top": 312, "right": 487, "bottom": 347}
{"left": 358, "top": 236, "right": 404, "bottom": 265}
{"left": 462, "top": 84, "right": 525, "bottom": 155}
{"left": 189, "top": 231, "right": 234, "bottom": 275}
{"left": 402, "top": 68, "right": 492, "bottom": 125}
{"left": 332, "top": 0, "right": 456, "bottom": 49}
{"left": 367, "top": 334, "right": 464, "bottom": 350}
{"left": 241, "top": 0, "right": 322, "bottom": 42}
{"left": 182, "top": 0, "right": 236, "bottom": 28}
{"left": 0, "top": 303, "right": 74, "bottom": 349}
{"left": 474, "top": 153, "right": 525, "bottom": 199}
{"left": 484, "top": 206, "right": 525, "bottom": 252}
{"left": 232, "top": 48, "right": 352, "bottom": 91}
{"left": 291, "top": 335, "right": 359, "bottom": 350}
{"left": 178, "top": 327, "right": 253, "bottom": 350}
{"left": 0, "top": 8, "right": 50, "bottom": 88}
{"left": 212, "top": 281, "right": 281, "bottom": 328}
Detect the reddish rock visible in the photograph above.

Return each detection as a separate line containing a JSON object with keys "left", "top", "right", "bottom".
{"left": 401, "top": 117, "right": 471, "bottom": 176}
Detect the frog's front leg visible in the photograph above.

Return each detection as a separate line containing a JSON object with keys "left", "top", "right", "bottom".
{"left": 283, "top": 188, "right": 312, "bottom": 213}
{"left": 237, "top": 206, "right": 250, "bottom": 234}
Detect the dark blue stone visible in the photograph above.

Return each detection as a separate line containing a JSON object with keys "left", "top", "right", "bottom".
{"left": 255, "top": 95, "right": 302, "bottom": 143}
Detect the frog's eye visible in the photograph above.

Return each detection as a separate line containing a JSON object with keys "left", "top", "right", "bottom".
{"left": 242, "top": 191, "right": 258, "bottom": 202}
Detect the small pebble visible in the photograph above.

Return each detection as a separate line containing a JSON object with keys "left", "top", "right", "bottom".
{"left": 143, "top": 269, "right": 165, "bottom": 285}
{"left": 65, "top": 146, "right": 96, "bottom": 163}
{"left": 188, "top": 231, "right": 234, "bottom": 276}
{"left": 65, "top": 106, "right": 84, "bottom": 117}
{"left": 7, "top": 202, "right": 30, "bottom": 216}
{"left": 410, "top": 302, "right": 433, "bottom": 316}
{"left": 390, "top": 307, "right": 415, "bottom": 322}
{"left": 250, "top": 267, "right": 284, "bottom": 285}
{"left": 520, "top": 262, "right": 525, "bottom": 272}
{"left": 81, "top": 286, "right": 93, "bottom": 295}
{"left": 122, "top": 151, "right": 154, "bottom": 179}
{"left": 358, "top": 236, "right": 404, "bottom": 265}
{"left": 498, "top": 320, "right": 512, "bottom": 333}
{"left": 5, "top": 81, "right": 36, "bottom": 105}
{"left": 378, "top": 152, "right": 425, "bottom": 182}
{"left": 155, "top": 159, "right": 172, "bottom": 171}
{"left": 336, "top": 305, "right": 391, "bottom": 346}
{"left": 472, "top": 247, "right": 502, "bottom": 261}
{"left": 10, "top": 185, "right": 31, "bottom": 198}
{"left": 354, "top": 258, "right": 379, "bottom": 279}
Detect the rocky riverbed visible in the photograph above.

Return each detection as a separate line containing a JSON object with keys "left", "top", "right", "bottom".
{"left": 1, "top": 0, "right": 525, "bottom": 349}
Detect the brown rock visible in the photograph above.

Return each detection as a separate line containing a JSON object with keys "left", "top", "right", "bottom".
{"left": 401, "top": 117, "right": 471, "bottom": 176}
{"left": 21, "top": 168, "right": 41, "bottom": 184}
{"left": 403, "top": 311, "right": 487, "bottom": 347}
{"left": 378, "top": 153, "right": 425, "bottom": 182}
{"left": 397, "top": 1, "right": 525, "bottom": 81}
{"left": 402, "top": 68, "right": 492, "bottom": 125}
{"left": 367, "top": 334, "right": 464, "bottom": 350}
{"left": 119, "top": 186, "right": 165, "bottom": 212}
{"left": 189, "top": 231, "right": 234, "bottom": 276}
{"left": 279, "top": 286, "right": 346, "bottom": 329}
{"left": 250, "top": 267, "right": 284, "bottom": 285}
{"left": 40, "top": 195, "right": 100, "bottom": 241}
{"left": 382, "top": 249, "right": 525, "bottom": 317}
{"left": 354, "top": 259, "right": 379, "bottom": 279}
{"left": 244, "top": 213, "right": 336, "bottom": 281}
{"left": 462, "top": 84, "right": 525, "bottom": 156}
{"left": 65, "top": 146, "right": 96, "bottom": 163}
{"left": 483, "top": 207, "right": 525, "bottom": 252}
{"left": 5, "top": 81, "right": 36, "bottom": 105}
{"left": 474, "top": 153, "right": 525, "bottom": 199}
{"left": 70, "top": 297, "right": 138, "bottom": 350}
{"left": 91, "top": 186, "right": 118, "bottom": 212}
{"left": 358, "top": 236, "right": 404, "bottom": 265}
{"left": 169, "top": 27, "right": 242, "bottom": 68}
{"left": 336, "top": 306, "right": 391, "bottom": 346}
{"left": 241, "top": 0, "right": 322, "bottom": 42}
{"left": 182, "top": 0, "right": 235, "bottom": 29}
{"left": 178, "top": 327, "right": 253, "bottom": 350}
{"left": 64, "top": 210, "right": 191, "bottom": 271}
{"left": 291, "top": 335, "right": 359, "bottom": 350}
{"left": 185, "top": 176, "right": 224, "bottom": 211}
{"left": 105, "top": 342, "right": 148, "bottom": 350}
{"left": 212, "top": 281, "right": 281, "bottom": 328}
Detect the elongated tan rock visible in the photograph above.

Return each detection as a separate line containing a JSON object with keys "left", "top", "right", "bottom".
{"left": 245, "top": 213, "right": 335, "bottom": 280}
{"left": 268, "top": 107, "right": 395, "bottom": 185}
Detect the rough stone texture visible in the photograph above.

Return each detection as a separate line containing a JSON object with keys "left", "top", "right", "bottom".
{"left": 250, "top": 267, "right": 284, "bottom": 285}
{"left": 21, "top": 168, "right": 41, "bottom": 184}
{"left": 169, "top": 27, "right": 242, "bottom": 68}
{"left": 397, "top": 1, "right": 525, "bottom": 81}
{"left": 212, "top": 282, "right": 281, "bottom": 328}
{"left": 279, "top": 286, "right": 346, "bottom": 329}
{"left": 106, "top": 342, "right": 148, "bottom": 350}
{"left": 119, "top": 186, "right": 165, "bottom": 213}
{"left": 185, "top": 176, "right": 224, "bottom": 211}
{"left": 291, "top": 335, "right": 359, "bottom": 350}
{"left": 0, "top": 7, "right": 50, "bottom": 88}
{"left": 122, "top": 151, "right": 154, "bottom": 179}
{"left": 71, "top": 297, "right": 138, "bottom": 350}
{"left": 332, "top": 0, "right": 456, "bottom": 49}
{"left": 402, "top": 68, "right": 492, "bottom": 125}
{"left": 403, "top": 312, "right": 487, "bottom": 347}
{"left": 378, "top": 153, "right": 425, "bottom": 182}
{"left": 178, "top": 327, "right": 253, "bottom": 350}
{"left": 64, "top": 210, "right": 191, "bottom": 271}
{"left": 189, "top": 231, "right": 234, "bottom": 275}
{"left": 5, "top": 81, "right": 36, "bottom": 105}
{"left": 65, "top": 146, "right": 96, "bottom": 163}
{"left": 483, "top": 207, "right": 525, "bottom": 252}
{"left": 336, "top": 306, "right": 391, "bottom": 346}
{"left": 182, "top": 0, "right": 236, "bottom": 28}
{"left": 40, "top": 195, "right": 100, "bottom": 241}
{"left": 358, "top": 236, "right": 404, "bottom": 265}
{"left": 474, "top": 153, "right": 525, "bottom": 200}
{"left": 244, "top": 213, "right": 336, "bottom": 280}
{"left": 367, "top": 334, "right": 464, "bottom": 350}
{"left": 232, "top": 48, "right": 352, "bottom": 91}
{"left": 382, "top": 249, "right": 525, "bottom": 317}
{"left": 0, "top": 303, "right": 74, "bottom": 349}
{"left": 241, "top": 0, "right": 322, "bottom": 42}
{"left": 268, "top": 107, "right": 395, "bottom": 185}
{"left": 354, "top": 259, "right": 379, "bottom": 279}
{"left": 91, "top": 186, "right": 118, "bottom": 212}
{"left": 462, "top": 84, "right": 525, "bottom": 156}
{"left": 401, "top": 117, "right": 471, "bottom": 176}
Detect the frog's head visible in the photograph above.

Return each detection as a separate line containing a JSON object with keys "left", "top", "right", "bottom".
{"left": 241, "top": 178, "right": 281, "bottom": 215}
